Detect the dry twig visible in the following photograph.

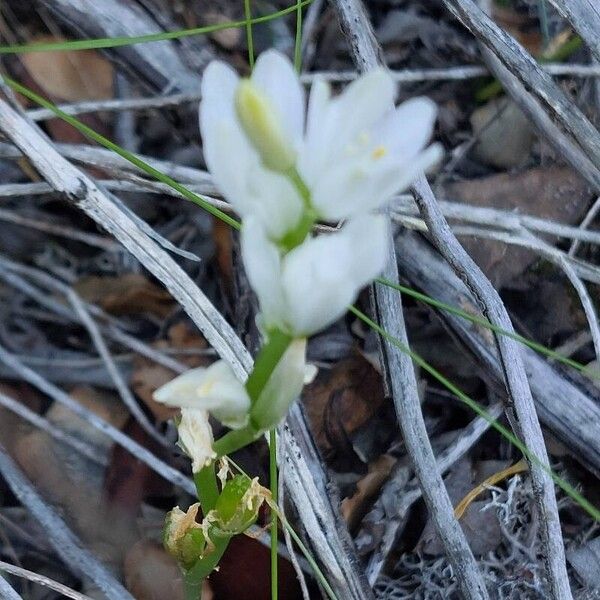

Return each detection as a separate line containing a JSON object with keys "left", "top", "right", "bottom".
{"left": 329, "top": 0, "right": 490, "bottom": 597}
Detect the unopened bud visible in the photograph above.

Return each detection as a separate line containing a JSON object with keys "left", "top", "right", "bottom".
{"left": 235, "top": 80, "right": 296, "bottom": 173}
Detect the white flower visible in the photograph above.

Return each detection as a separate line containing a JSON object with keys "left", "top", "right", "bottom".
{"left": 297, "top": 71, "right": 441, "bottom": 221}
{"left": 200, "top": 52, "right": 305, "bottom": 240}
{"left": 251, "top": 338, "right": 308, "bottom": 429}
{"left": 200, "top": 50, "right": 440, "bottom": 235}
{"left": 242, "top": 214, "right": 388, "bottom": 336}
{"left": 153, "top": 361, "right": 251, "bottom": 429}
{"left": 177, "top": 409, "right": 216, "bottom": 473}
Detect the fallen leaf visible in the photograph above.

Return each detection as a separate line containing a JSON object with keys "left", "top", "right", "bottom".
{"left": 74, "top": 274, "right": 175, "bottom": 318}
{"left": 443, "top": 167, "right": 593, "bottom": 288}
{"left": 417, "top": 459, "right": 511, "bottom": 557}
{"left": 204, "top": 12, "right": 242, "bottom": 49}
{"left": 303, "top": 354, "right": 389, "bottom": 471}
{"left": 342, "top": 454, "right": 396, "bottom": 531}
{"left": 20, "top": 36, "right": 113, "bottom": 102}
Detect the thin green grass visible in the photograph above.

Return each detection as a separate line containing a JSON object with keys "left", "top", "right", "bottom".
{"left": 349, "top": 306, "right": 600, "bottom": 522}
{"left": 244, "top": 0, "right": 255, "bottom": 69}
{"left": 2, "top": 73, "right": 599, "bottom": 523}
{"left": 376, "top": 277, "right": 600, "bottom": 381}
{"left": 0, "top": 1, "right": 314, "bottom": 54}
{"left": 294, "top": 0, "right": 304, "bottom": 72}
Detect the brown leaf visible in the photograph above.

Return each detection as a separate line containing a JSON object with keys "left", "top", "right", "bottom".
{"left": 20, "top": 36, "right": 113, "bottom": 102}
{"left": 341, "top": 454, "right": 396, "bottom": 531}
{"left": 303, "top": 354, "right": 387, "bottom": 470}
{"left": 74, "top": 274, "right": 175, "bottom": 318}
{"left": 443, "top": 167, "right": 593, "bottom": 288}
{"left": 124, "top": 540, "right": 191, "bottom": 600}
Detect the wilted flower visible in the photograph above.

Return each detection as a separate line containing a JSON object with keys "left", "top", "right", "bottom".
{"left": 200, "top": 50, "right": 440, "bottom": 240}
{"left": 153, "top": 360, "right": 250, "bottom": 430}
{"left": 176, "top": 409, "right": 216, "bottom": 472}
{"left": 209, "top": 475, "right": 269, "bottom": 535}
{"left": 242, "top": 214, "right": 388, "bottom": 336}
{"left": 164, "top": 503, "right": 206, "bottom": 568}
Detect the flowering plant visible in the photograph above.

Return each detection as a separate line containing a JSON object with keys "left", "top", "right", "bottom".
{"left": 154, "top": 50, "right": 439, "bottom": 596}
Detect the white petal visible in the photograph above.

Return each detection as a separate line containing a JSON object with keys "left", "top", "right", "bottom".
{"left": 251, "top": 50, "right": 305, "bottom": 149}
{"left": 372, "top": 97, "right": 437, "bottom": 160}
{"left": 241, "top": 217, "right": 287, "bottom": 330}
{"left": 199, "top": 61, "right": 255, "bottom": 213}
{"left": 254, "top": 338, "right": 307, "bottom": 428}
{"left": 297, "top": 78, "right": 333, "bottom": 185}
{"left": 153, "top": 361, "right": 251, "bottom": 430}
{"left": 312, "top": 143, "right": 442, "bottom": 220}
{"left": 281, "top": 216, "right": 388, "bottom": 334}
{"left": 341, "top": 215, "right": 389, "bottom": 286}
{"left": 244, "top": 169, "right": 304, "bottom": 240}
{"left": 327, "top": 69, "right": 395, "bottom": 159}
{"left": 178, "top": 408, "right": 216, "bottom": 472}
{"left": 200, "top": 61, "right": 303, "bottom": 237}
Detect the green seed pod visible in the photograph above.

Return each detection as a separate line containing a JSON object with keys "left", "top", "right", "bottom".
{"left": 163, "top": 504, "right": 207, "bottom": 569}
{"left": 212, "top": 475, "right": 268, "bottom": 535}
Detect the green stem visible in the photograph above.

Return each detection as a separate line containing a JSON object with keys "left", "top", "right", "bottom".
{"left": 270, "top": 428, "right": 278, "bottom": 600}
{"left": 278, "top": 209, "right": 317, "bottom": 252}
{"left": 194, "top": 464, "right": 220, "bottom": 512}
{"left": 184, "top": 535, "right": 230, "bottom": 600}
{"left": 244, "top": 0, "right": 255, "bottom": 69}
{"left": 213, "top": 424, "right": 260, "bottom": 457}
{"left": 245, "top": 329, "right": 293, "bottom": 402}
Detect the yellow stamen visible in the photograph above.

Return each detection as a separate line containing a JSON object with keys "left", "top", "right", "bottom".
{"left": 372, "top": 145, "right": 387, "bottom": 160}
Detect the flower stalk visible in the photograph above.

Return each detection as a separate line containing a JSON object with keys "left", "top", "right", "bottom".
{"left": 154, "top": 48, "right": 440, "bottom": 596}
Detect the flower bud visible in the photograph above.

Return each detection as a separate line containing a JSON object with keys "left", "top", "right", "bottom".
{"left": 250, "top": 338, "right": 308, "bottom": 431}
{"left": 235, "top": 79, "right": 297, "bottom": 173}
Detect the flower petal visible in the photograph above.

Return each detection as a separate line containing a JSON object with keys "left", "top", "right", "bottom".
{"left": 281, "top": 215, "right": 388, "bottom": 334}
{"left": 328, "top": 68, "right": 395, "bottom": 159}
{"left": 297, "top": 78, "right": 333, "bottom": 185}
{"left": 372, "top": 97, "right": 438, "bottom": 160}
{"left": 251, "top": 50, "right": 305, "bottom": 149}
{"left": 241, "top": 217, "right": 287, "bottom": 330}
{"left": 312, "top": 143, "right": 442, "bottom": 220}
{"left": 252, "top": 338, "right": 307, "bottom": 429}
{"left": 199, "top": 60, "right": 254, "bottom": 213}
{"left": 200, "top": 60, "right": 303, "bottom": 238}
{"left": 153, "top": 361, "right": 251, "bottom": 429}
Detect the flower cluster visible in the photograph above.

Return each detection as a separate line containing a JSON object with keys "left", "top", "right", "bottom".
{"left": 154, "top": 50, "right": 440, "bottom": 471}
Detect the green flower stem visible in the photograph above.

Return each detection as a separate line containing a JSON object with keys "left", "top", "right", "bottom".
{"left": 194, "top": 464, "right": 220, "bottom": 512}
{"left": 213, "top": 424, "right": 260, "bottom": 457}
{"left": 184, "top": 535, "right": 230, "bottom": 600}
{"left": 245, "top": 329, "right": 293, "bottom": 402}
{"left": 288, "top": 167, "right": 311, "bottom": 205}
{"left": 269, "top": 428, "right": 278, "bottom": 600}
{"left": 279, "top": 208, "right": 317, "bottom": 252}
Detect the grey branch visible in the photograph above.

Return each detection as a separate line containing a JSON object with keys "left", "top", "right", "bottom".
{"left": 441, "top": 0, "right": 600, "bottom": 177}
{"left": 412, "top": 175, "right": 572, "bottom": 600}
{"left": 328, "top": 0, "right": 490, "bottom": 597}
{"left": 0, "top": 444, "right": 133, "bottom": 600}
